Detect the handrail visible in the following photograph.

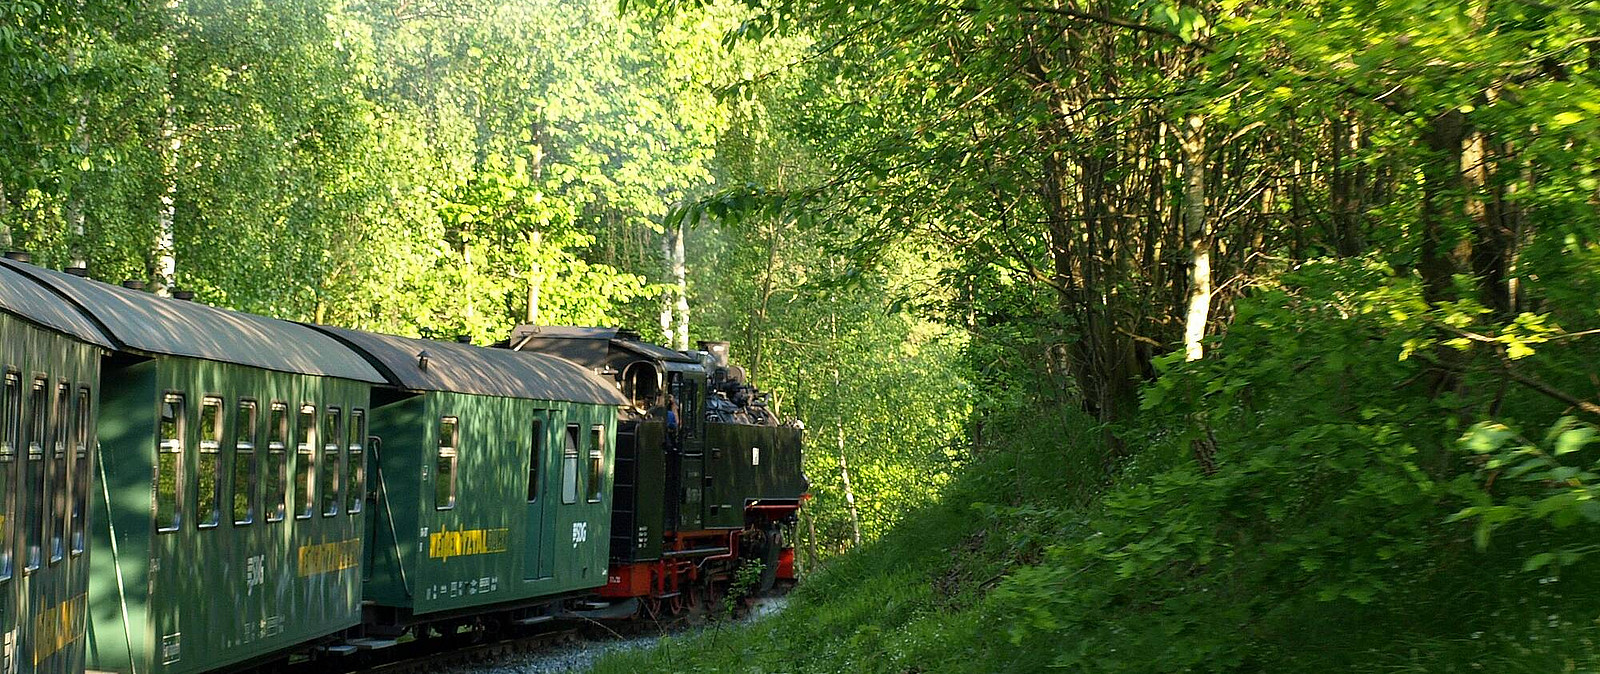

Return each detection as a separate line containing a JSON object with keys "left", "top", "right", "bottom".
{"left": 371, "top": 436, "right": 412, "bottom": 597}
{"left": 98, "top": 446, "right": 138, "bottom": 674}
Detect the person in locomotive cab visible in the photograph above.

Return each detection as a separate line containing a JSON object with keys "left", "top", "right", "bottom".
{"left": 665, "top": 395, "right": 680, "bottom": 448}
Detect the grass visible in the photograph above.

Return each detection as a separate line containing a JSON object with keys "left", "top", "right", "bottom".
{"left": 590, "top": 425, "right": 1084, "bottom": 674}
{"left": 590, "top": 409, "right": 1600, "bottom": 674}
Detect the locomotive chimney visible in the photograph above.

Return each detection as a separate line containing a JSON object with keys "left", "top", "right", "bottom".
{"left": 3, "top": 251, "right": 30, "bottom": 263}
{"left": 172, "top": 289, "right": 196, "bottom": 301}
{"left": 64, "top": 266, "right": 88, "bottom": 277}
{"left": 455, "top": 335, "right": 472, "bottom": 344}
{"left": 121, "top": 279, "right": 146, "bottom": 290}
{"left": 698, "top": 340, "right": 730, "bottom": 369}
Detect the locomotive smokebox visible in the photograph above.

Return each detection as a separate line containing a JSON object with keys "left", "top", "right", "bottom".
{"left": 698, "top": 340, "right": 730, "bottom": 369}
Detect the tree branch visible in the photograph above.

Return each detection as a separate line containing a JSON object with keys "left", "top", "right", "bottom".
{"left": 1503, "top": 367, "right": 1600, "bottom": 419}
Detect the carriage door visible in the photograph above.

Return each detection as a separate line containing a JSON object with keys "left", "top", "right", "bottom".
{"left": 522, "top": 412, "right": 551, "bottom": 581}
{"left": 362, "top": 437, "right": 382, "bottom": 581}
{"left": 151, "top": 393, "right": 186, "bottom": 668}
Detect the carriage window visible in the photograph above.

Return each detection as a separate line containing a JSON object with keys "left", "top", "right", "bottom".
{"left": 24, "top": 379, "right": 47, "bottom": 569}
{"left": 71, "top": 387, "right": 89, "bottom": 555}
{"left": 232, "top": 400, "right": 258, "bottom": 525}
{"left": 197, "top": 397, "right": 223, "bottom": 529}
{"left": 156, "top": 393, "right": 184, "bottom": 535}
{"left": 435, "top": 418, "right": 457, "bottom": 510}
{"left": 587, "top": 425, "right": 604, "bottom": 503}
{"left": 526, "top": 418, "right": 543, "bottom": 503}
{"left": 321, "top": 408, "right": 342, "bottom": 517}
{"left": 0, "top": 372, "right": 17, "bottom": 580}
{"left": 295, "top": 405, "right": 315, "bottom": 519}
{"left": 48, "top": 382, "right": 67, "bottom": 563}
{"left": 266, "top": 403, "right": 288, "bottom": 522}
{"left": 561, "top": 424, "right": 579, "bottom": 505}
{"left": 346, "top": 410, "right": 364, "bottom": 514}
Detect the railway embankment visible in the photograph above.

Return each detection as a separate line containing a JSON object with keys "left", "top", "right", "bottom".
{"left": 588, "top": 272, "right": 1600, "bottom": 673}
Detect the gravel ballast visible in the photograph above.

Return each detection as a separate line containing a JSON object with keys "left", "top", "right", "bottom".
{"left": 441, "top": 596, "right": 790, "bottom": 674}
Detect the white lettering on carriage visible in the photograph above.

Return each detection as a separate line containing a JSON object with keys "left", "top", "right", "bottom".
{"left": 572, "top": 521, "right": 588, "bottom": 548}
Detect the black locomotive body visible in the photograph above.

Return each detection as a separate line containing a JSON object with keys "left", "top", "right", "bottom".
{"left": 505, "top": 327, "right": 808, "bottom": 606}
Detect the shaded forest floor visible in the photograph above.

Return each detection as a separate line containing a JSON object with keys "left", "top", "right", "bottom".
{"left": 592, "top": 264, "right": 1600, "bottom": 673}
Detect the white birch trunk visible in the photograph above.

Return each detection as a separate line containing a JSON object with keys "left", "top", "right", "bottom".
{"left": 153, "top": 7, "right": 181, "bottom": 296}
{"left": 659, "top": 231, "right": 674, "bottom": 345}
{"left": 525, "top": 230, "right": 543, "bottom": 324}
{"left": 829, "top": 299, "right": 861, "bottom": 548}
{"left": 837, "top": 420, "right": 861, "bottom": 548}
{"left": 68, "top": 111, "right": 88, "bottom": 269}
{"left": 462, "top": 241, "right": 475, "bottom": 324}
{"left": 155, "top": 117, "right": 177, "bottom": 295}
{"left": 671, "top": 220, "right": 688, "bottom": 350}
{"left": 1182, "top": 114, "right": 1210, "bottom": 362}
{"left": 526, "top": 144, "right": 546, "bottom": 326}
{"left": 0, "top": 179, "right": 11, "bottom": 250}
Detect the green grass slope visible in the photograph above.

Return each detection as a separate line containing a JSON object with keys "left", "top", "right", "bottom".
{"left": 594, "top": 262, "right": 1600, "bottom": 673}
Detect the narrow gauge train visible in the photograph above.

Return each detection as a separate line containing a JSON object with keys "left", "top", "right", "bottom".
{"left": 0, "top": 254, "right": 805, "bottom": 673}
{"left": 503, "top": 327, "right": 807, "bottom": 613}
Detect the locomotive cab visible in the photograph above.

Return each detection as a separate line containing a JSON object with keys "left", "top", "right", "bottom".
{"left": 502, "top": 326, "right": 806, "bottom": 610}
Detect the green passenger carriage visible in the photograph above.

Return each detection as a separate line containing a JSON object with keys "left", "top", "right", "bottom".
{"left": 0, "top": 260, "right": 113, "bottom": 674}
{"left": 4, "top": 262, "right": 389, "bottom": 673}
{"left": 309, "top": 327, "right": 626, "bottom": 632}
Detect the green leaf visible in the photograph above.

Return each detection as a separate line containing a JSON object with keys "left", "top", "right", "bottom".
{"left": 1523, "top": 552, "right": 1555, "bottom": 572}
{"left": 1555, "top": 425, "right": 1596, "bottom": 456}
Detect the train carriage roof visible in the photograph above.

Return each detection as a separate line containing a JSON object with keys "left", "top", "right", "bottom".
{"left": 506, "top": 325, "right": 699, "bottom": 365}
{"left": 0, "top": 264, "right": 114, "bottom": 348}
{"left": 0, "top": 259, "right": 385, "bottom": 382}
{"left": 311, "top": 325, "right": 628, "bottom": 405}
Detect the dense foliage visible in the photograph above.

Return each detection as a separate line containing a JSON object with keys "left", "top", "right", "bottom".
{"left": 7, "top": 0, "right": 1600, "bottom": 669}
{"left": 598, "top": 0, "right": 1600, "bottom": 670}
{"left": 0, "top": 0, "right": 954, "bottom": 572}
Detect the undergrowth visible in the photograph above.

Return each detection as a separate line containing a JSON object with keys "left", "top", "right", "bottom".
{"left": 592, "top": 260, "right": 1600, "bottom": 673}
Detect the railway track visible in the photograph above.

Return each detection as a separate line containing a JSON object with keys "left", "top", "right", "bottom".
{"left": 292, "top": 611, "right": 692, "bottom": 674}
{"left": 290, "top": 592, "right": 787, "bottom": 674}
{"left": 345, "top": 626, "right": 585, "bottom": 674}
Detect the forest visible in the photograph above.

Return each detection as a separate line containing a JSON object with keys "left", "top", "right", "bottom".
{"left": 4, "top": 0, "right": 1600, "bottom": 670}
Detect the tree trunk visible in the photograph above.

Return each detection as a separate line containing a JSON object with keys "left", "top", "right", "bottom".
{"left": 836, "top": 421, "right": 861, "bottom": 548}
{"left": 1464, "top": 130, "right": 1513, "bottom": 317}
{"left": 746, "top": 219, "right": 781, "bottom": 383}
{"left": 155, "top": 142, "right": 177, "bottom": 297}
{"left": 461, "top": 240, "right": 475, "bottom": 325}
{"left": 1418, "top": 110, "right": 1470, "bottom": 306}
{"left": 670, "top": 220, "right": 689, "bottom": 350}
{"left": 154, "top": 16, "right": 181, "bottom": 297}
{"left": 828, "top": 298, "right": 861, "bottom": 548}
{"left": 525, "top": 230, "right": 543, "bottom": 324}
{"left": 1329, "top": 113, "right": 1368, "bottom": 256}
{"left": 1181, "top": 114, "right": 1210, "bottom": 361}
{"left": 802, "top": 504, "right": 820, "bottom": 573}
{"left": 659, "top": 230, "right": 674, "bottom": 345}
{"left": 0, "top": 179, "right": 11, "bottom": 250}
{"left": 68, "top": 111, "right": 88, "bottom": 270}
{"left": 527, "top": 142, "right": 546, "bottom": 326}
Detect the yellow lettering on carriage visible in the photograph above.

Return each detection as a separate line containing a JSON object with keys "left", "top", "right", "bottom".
{"left": 428, "top": 527, "right": 509, "bottom": 560}
{"left": 32, "top": 593, "right": 85, "bottom": 665}
{"left": 296, "top": 538, "right": 362, "bottom": 577}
